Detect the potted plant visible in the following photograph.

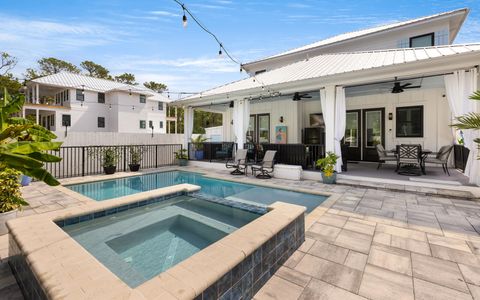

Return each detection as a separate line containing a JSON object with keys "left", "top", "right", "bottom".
{"left": 191, "top": 135, "right": 208, "bottom": 160}
{"left": 0, "top": 169, "right": 28, "bottom": 235}
{"left": 316, "top": 152, "right": 339, "bottom": 184}
{"left": 174, "top": 149, "right": 188, "bottom": 166}
{"left": 129, "top": 146, "right": 143, "bottom": 172}
{"left": 102, "top": 148, "right": 119, "bottom": 174}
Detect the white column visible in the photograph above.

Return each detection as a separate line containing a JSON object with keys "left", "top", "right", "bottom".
{"left": 35, "top": 84, "right": 40, "bottom": 104}
{"left": 175, "top": 107, "right": 178, "bottom": 134}
{"left": 321, "top": 86, "right": 336, "bottom": 154}
{"left": 183, "top": 107, "right": 194, "bottom": 149}
{"left": 35, "top": 109, "right": 39, "bottom": 124}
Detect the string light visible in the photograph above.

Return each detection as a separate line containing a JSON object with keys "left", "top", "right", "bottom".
{"left": 182, "top": 5, "right": 188, "bottom": 28}
{"left": 129, "top": 89, "right": 132, "bottom": 96}
{"left": 109, "top": 104, "right": 112, "bottom": 110}
{"left": 132, "top": 105, "right": 135, "bottom": 110}
{"left": 218, "top": 44, "right": 223, "bottom": 57}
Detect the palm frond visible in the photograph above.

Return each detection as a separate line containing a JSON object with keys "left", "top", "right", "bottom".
{"left": 470, "top": 91, "right": 480, "bottom": 101}
{"left": 451, "top": 113, "right": 480, "bottom": 130}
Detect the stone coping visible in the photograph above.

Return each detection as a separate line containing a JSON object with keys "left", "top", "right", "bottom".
{"left": 7, "top": 184, "right": 307, "bottom": 300}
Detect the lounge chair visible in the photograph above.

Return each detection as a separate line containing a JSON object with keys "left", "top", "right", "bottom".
{"left": 251, "top": 150, "right": 276, "bottom": 179}
{"left": 226, "top": 149, "right": 248, "bottom": 175}
{"left": 424, "top": 145, "right": 454, "bottom": 176}
{"left": 376, "top": 144, "right": 397, "bottom": 169}
{"left": 396, "top": 144, "right": 422, "bottom": 176}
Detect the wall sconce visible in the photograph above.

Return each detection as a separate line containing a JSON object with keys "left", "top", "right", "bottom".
{"left": 388, "top": 113, "right": 393, "bottom": 120}
{"left": 229, "top": 101, "right": 234, "bottom": 108}
{"left": 230, "top": 120, "right": 233, "bottom": 125}
{"left": 279, "top": 116, "right": 284, "bottom": 123}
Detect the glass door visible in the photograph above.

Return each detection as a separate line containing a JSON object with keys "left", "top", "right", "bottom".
{"left": 362, "top": 108, "right": 385, "bottom": 161}
{"left": 345, "top": 110, "right": 361, "bottom": 161}
{"left": 257, "top": 114, "right": 270, "bottom": 143}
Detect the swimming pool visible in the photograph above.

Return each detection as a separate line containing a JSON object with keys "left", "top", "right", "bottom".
{"left": 67, "top": 170, "right": 327, "bottom": 213}
{"left": 62, "top": 195, "right": 261, "bottom": 288}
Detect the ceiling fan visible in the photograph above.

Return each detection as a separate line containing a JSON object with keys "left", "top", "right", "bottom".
{"left": 292, "top": 92, "right": 312, "bottom": 101}
{"left": 391, "top": 77, "right": 421, "bottom": 94}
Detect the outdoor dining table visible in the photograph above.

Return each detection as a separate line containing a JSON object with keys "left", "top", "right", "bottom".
{"left": 389, "top": 148, "right": 432, "bottom": 175}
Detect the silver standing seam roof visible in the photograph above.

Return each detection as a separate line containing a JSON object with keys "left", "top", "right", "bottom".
{"left": 178, "top": 44, "right": 480, "bottom": 102}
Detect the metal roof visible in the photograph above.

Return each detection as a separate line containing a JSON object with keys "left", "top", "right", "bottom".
{"left": 30, "top": 72, "right": 172, "bottom": 102}
{"left": 244, "top": 8, "right": 469, "bottom": 67}
{"left": 179, "top": 44, "right": 480, "bottom": 102}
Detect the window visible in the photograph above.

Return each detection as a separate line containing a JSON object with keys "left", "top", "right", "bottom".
{"left": 139, "top": 94, "right": 146, "bottom": 103}
{"left": 409, "top": 33, "right": 434, "bottom": 47}
{"left": 97, "top": 117, "right": 105, "bottom": 128}
{"left": 159, "top": 121, "right": 164, "bottom": 129}
{"left": 158, "top": 102, "right": 163, "bottom": 110}
{"left": 76, "top": 89, "right": 84, "bottom": 101}
{"left": 98, "top": 93, "right": 105, "bottom": 103}
{"left": 139, "top": 120, "right": 146, "bottom": 129}
{"left": 149, "top": 120, "right": 153, "bottom": 128}
{"left": 396, "top": 106, "right": 424, "bottom": 138}
{"left": 62, "top": 114, "right": 71, "bottom": 127}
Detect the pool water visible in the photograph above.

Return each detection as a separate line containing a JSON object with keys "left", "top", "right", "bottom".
{"left": 62, "top": 195, "right": 260, "bottom": 287}
{"left": 67, "top": 171, "right": 327, "bottom": 213}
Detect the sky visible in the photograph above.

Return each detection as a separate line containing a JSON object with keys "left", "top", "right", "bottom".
{"left": 2, "top": 0, "right": 480, "bottom": 98}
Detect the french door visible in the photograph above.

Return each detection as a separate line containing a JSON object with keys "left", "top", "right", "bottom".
{"left": 344, "top": 108, "right": 385, "bottom": 162}
{"left": 247, "top": 114, "right": 270, "bottom": 144}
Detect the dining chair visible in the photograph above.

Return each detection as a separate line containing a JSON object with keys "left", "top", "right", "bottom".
{"left": 226, "top": 149, "right": 248, "bottom": 175}
{"left": 424, "top": 145, "right": 454, "bottom": 176}
{"left": 376, "top": 144, "right": 397, "bottom": 169}
{"left": 396, "top": 144, "right": 422, "bottom": 175}
{"left": 251, "top": 150, "right": 276, "bottom": 179}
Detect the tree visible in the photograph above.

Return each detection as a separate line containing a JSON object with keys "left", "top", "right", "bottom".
{"left": 25, "top": 57, "right": 80, "bottom": 79}
{"left": 80, "top": 60, "right": 111, "bottom": 79}
{"left": 0, "top": 88, "right": 62, "bottom": 185}
{"left": 0, "top": 74, "right": 22, "bottom": 96}
{"left": 452, "top": 91, "right": 480, "bottom": 157}
{"left": 144, "top": 81, "right": 167, "bottom": 92}
{"left": 0, "top": 52, "right": 17, "bottom": 76}
{"left": 114, "top": 73, "right": 137, "bottom": 85}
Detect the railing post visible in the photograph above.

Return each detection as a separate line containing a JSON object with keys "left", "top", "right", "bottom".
{"left": 81, "top": 146, "right": 85, "bottom": 177}
{"left": 123, "top": 146, "right": 127, "bottom": 171}
{"left": 155, "top": 145, "right": 158, "bottom": 168}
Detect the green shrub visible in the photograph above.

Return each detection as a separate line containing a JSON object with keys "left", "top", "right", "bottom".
{"left": 0, "top": 169, "right": 28, "bottom": 213}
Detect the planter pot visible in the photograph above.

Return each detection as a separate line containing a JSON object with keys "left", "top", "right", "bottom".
{"left": 129, "top": 164, "right": 140, "bottom": 172}
{"left": 0, "top": 209, "right": 17, "bottom": 235}
{"left": 195, "top": 150, "right": 204, "bottom": 160}
{"left": 178, "top": 159, "right": 188, "bottom": 166}
{"left": 20, "top": 175, "right": 32, "bottom": 186}
{"left": 321, "top": 172, "right": 337, "bottom": 184}
{"left": 104, "top": 166, "right": 117, "bottom": 175}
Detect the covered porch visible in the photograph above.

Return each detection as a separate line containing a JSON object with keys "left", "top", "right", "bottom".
{"left": 176, "top": 45, "right": 480, "bottom": 186}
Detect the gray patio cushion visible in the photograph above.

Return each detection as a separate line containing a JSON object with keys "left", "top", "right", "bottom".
{"left": 424, "top": 158, "right": 444, "bottom": 164}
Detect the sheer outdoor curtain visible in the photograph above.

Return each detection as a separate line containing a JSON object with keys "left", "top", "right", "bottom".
{"left": 184, "top": 106, "right": 194, "bottom": 148}
{"left": 334, "top": 87, "right": 346, "bottom": 172}
{"left": 233, "top": 99, "right": 250, "bottom": 149}
{"left": 444, "top": 68, "right": 479, "bottom": 185}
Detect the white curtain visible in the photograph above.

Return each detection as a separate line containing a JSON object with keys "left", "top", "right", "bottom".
{"left": 233, "top": 99, "right": 250, "bottom": 149}
{"left": 334, "top": 87, "right": 346, "bottom": 172}
{"left": 183, "top": 107, "right": 194, "bottom": 148}
{"left": 444, "top": 68, "right": 479, "bottom": 185}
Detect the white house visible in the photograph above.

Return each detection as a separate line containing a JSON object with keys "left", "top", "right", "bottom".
{"left": 23, "top": 72, "right": 175, "bottom": 135}
{"left": 174, "top": 8, "right": 480, "bottom": 186}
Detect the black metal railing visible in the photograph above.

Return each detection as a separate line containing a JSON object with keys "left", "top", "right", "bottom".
{"left": 188, "top": 142, "right": 236, "bottom": 162}
{"left": 45, "top": 144, "right": 182, "bottom": 179}
{"left": 454, "top": 145, "right": 470, "bottom": 172}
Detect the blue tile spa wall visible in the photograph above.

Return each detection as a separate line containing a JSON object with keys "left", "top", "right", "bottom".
{"left": 194, "top": 213, "right": 305, "bottom": 300}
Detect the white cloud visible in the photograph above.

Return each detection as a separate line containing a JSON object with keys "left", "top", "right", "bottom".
{"left": 149, "top": 10, "right": 180, "bottom": 17}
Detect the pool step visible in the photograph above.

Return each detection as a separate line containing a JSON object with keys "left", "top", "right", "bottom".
{"left": 190, "top": 192, "right": 267, "bottom": 215}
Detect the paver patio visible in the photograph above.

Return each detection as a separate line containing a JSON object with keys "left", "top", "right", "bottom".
{"left": 1, "top": 165, "right": 480, "bottom": 299}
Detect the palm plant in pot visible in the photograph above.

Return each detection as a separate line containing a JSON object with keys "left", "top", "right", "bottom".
{"left": 129, "top": 146, "right": 143, "bottom": 172}
{"left": 191, "top": 135, "right": 208, "bottom": 160}
{"left": 89, "top": 147, "right": 120, "bottom": 174}
{"left": 316, "top": 152, "right": 339, "bottom": 184}
{"left": 0, "top": 88, "right": 62, "bottom": 234}
{"left": 174, "top": 148, "right": 188, "bottom": 166}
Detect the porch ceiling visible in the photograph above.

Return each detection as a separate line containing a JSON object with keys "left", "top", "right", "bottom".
{"left": 174, "top": 44, "right": 480, "bottom": 107}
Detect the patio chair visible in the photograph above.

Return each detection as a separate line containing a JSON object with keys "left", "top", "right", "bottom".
{"left": 396, "top": 144, "right": 422, "bottom": 176}
{"left": 226, "top": 149, "right": 248, "bottom": 175}
{"left": 424, "top": 145, "right": 454, "bottom": 176}
{"left": 376, "top": 144, "right": 397, "bottom": 169}
{"left": 251, "top": 150, "right": 276, "bottom": 179}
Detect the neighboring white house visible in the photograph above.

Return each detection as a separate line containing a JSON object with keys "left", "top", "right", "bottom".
{"left": 174, "top": 8, "right": 480, "bottom": 186}
{"left": 23, "top": 72, "right": 175, "bottom": 135}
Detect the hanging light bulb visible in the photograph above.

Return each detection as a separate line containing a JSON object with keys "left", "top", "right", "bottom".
{"left": 182, "top": 7, "right": 188, "bottom": 28}
{"left": 218, "top": 44, "right": 223, "bottom": 57}
{"left": 81, "top": 85, "right": 85, "bottom": 95}
{"left": 129, "top": 89, "right": 132, "bottom": 96}
{"left": 132, "top": 105, "right": 135, "bottom": 110}
{"left": 109, "top": 104, "right": 112, "bottom": 110}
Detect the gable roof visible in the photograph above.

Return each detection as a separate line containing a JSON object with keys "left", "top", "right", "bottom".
{"left": 177, "top": 43, "right": 480, "bottom": 104}
{"left": 243, "top": 8, "right": 469, "bottom": 69}
{"left": 30, "top": 72, "right": 172, "bottom": 102}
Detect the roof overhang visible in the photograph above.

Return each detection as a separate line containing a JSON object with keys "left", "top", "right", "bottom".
{"left": 173, "top": 46, "right": 480, "bottom": 108}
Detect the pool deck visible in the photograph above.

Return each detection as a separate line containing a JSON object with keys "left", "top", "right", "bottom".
{"left": 2, "top": 165, "right": 480, "bottom": 299}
